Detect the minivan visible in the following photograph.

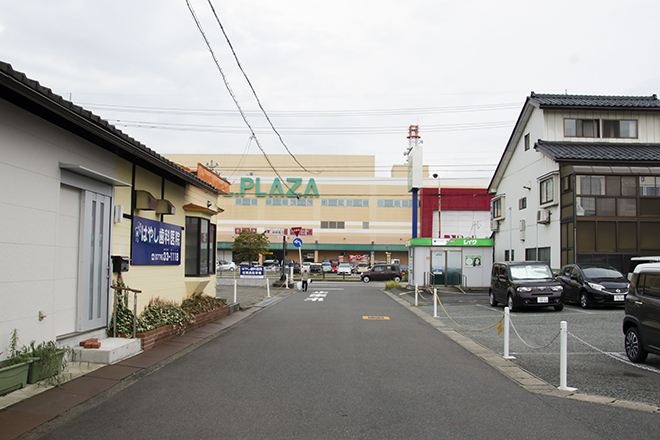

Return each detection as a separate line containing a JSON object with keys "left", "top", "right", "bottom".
{"left": 489, "top": 261, "right": 564, "bottom": 311}
{"left": 623, "top": 262, "right": 660, "bottom": 363}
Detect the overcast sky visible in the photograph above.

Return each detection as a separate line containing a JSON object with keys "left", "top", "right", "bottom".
{"left": 2, "top": 0, "right": 659, "bottom": 180}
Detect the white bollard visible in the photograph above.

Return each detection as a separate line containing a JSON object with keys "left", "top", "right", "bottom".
{"left": 559, "top": 321, "right": 577, "bottom": 391}
{"left": 415, "top": 284, "right": 419, "bottom": 307}
{"left": 267, "top": 280, "right": 271, "bottom": 298}
{"left": 503, "top": 307, "right": 515, "bottom": 359}
{"left": 233, "top": 279, "right": 237, "bottom": 304}
{"left": 433, "top": 288, "right": 438, "bottom": 318}
{"left": 285, "top": 274, "right": 289, "bottom": 289}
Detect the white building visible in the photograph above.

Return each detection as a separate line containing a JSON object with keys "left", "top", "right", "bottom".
{"left": 488, "top": 92, "right": 660, "bottom": 272}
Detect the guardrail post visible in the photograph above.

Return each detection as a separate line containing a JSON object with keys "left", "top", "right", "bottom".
{"left": 234, "top": 279, "right": 238, "bottom": 303}
{"left": 434, "top": 288, "right": 438, "bottom": 318}
{"left": 415, "top": 284, "right": 418, "bottom": 306}
{"left": 267, "top": 280, "right": 271, "bottom": 298}
{"left": 503, "top": 307, "right": 515, "bottom": 359}
{"left": 133, "top": 291, "right": 138, "bottom": 338}
{"left": 559, "top": 321, "right": 577, "bottom": 391}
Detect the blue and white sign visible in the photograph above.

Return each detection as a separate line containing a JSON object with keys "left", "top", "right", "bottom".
{"left": 132, "top": 216, "right": 182, "bottom": 265}
{"left": 293, "top": 237, "right": 303, "bottom": 248}
{"left": 240, "top": 266, "right": 265, "bottom": 278}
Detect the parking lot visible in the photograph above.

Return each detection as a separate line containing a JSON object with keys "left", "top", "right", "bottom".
{"left": 407, "top": 290, "right": 660, "bottom": 407}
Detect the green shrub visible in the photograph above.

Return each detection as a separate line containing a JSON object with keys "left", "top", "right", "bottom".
{"left": 384, "top": 280, "right": 403, "bottom": 291}
{"left": 181, "top": 292, "right": 227, "bottom": 315}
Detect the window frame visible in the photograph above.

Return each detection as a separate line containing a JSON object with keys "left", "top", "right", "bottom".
{"left": 184, "top": 216, "right": 216, "bottom": 277}
{"left": 602, "top": 119, "right": 638, "bottom": 139}
{"left": 564, "top": 118, "right": 600, "bottom": 138}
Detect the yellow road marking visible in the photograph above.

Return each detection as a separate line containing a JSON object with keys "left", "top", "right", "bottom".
{"left": 363, "top": 316, "right": 390, "bottom": 320}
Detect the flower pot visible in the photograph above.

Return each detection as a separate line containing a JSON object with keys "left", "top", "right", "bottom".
{"left": 27, "top": 351, "right": 65, "bottom": 384}
{"left": 0, "top": 359, "right": 31, "bottom": 396}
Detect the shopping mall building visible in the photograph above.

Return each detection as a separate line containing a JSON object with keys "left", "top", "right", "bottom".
{"left": 167, "top": 154, "right": 492, "bottom": 266}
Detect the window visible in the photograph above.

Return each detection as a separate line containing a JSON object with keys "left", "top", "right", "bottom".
{"left": 540, "top": 177, "right": 554, "bottom": 204}
{"left": 185, "top": 217, "right": 216, "bottom": 277}
{"left": 322, "top": 199, "right": 368, "bottom": 207}
{"left": 266, "top": 198, "right": 313, "bottom": 206}
{"left": 519, "top": 197, "right": 527, "bottom": 210}
{"left": 377, "top": 199, "right": 409, "bottom": 207}
{"left": 603, "top": 120, "right": 637, "bottom": 138}
{"left": 504, "top": 249, "right": 514, "bottom": 261}
{"left": 564, "top": 119, "right": 600, "bottom": 137}
{"left": 639, "top": 176, "right": 660, "bottom": 196}
{"left": 321, "top": 221, "right": 345, "bottom": 229}
{"left": 492, "top": 198, "right": 503, "bottom": 219}
{"left": 363, "top": 222, "right": 369, "bottom": 229}
{"left": 538, "top": 247, "right": 551, "bottom": 265}
{"left": 235, "top": 198, "right": 257, "bottom": 206}
{"left": 576, "top": 175, "right": 605, "bottom": 195}
{"left": 524, "top": 134, "right": 530, "bottom": 151}
{"left": 525, "top": 248, "right": 537, "bottom": 260}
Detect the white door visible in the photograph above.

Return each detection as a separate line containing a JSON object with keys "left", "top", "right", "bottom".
{"left": 77, "top": 190, "right": 111, "bottom": 332}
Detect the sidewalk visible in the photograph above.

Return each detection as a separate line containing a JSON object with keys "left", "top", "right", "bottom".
{"left": 0, "top": 285, "right": 287, "bottom": 440}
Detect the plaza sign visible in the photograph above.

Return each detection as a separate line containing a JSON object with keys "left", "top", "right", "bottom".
{"left": 223, "top": 177, "right": 320, "bottom": 198}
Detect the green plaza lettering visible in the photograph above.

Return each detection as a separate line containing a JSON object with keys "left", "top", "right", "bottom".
{"left": 224, "top": 177, "right": 320, "bottom": 198}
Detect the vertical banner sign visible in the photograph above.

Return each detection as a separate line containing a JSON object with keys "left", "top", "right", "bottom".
{"left": 132, "top": 216, "right": 182, "bottom": 265}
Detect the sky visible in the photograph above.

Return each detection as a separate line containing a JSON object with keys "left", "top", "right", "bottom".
{"left": 2, "top": 0, "right": 660, "bottom": 181}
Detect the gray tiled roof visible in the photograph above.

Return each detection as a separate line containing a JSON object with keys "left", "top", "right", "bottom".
{"left": 0, "top": 61, "right": 219, "bottom": 194}
{"left": 530, "top": 92, "right": 660, "bottom": 108}
{"left": 536, "top": 140, "right": 660, "bottom": 162}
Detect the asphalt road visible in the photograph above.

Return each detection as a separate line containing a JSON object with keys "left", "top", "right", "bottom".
{"left": 412, "top": 289, "right": 660, "bottom": 407}
{"left": 29, "top": 282, "right": 660, "bottom": 439}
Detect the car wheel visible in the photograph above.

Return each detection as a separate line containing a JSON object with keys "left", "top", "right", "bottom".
{"left": 362, "top": 276, "right": 370, "bottom": 283}
{"left": 554, "top": 304, "right": 564, "bottom": 311}
{"left": 625, "top": 326, "right": 648, "bottom": 363}
{"left": 394, "top": 276, "right": 401, "bottom": 283}
{"left": 507, "top": 294, "right": 517, "bottom": 312}
{"left": 489, "top": 291, "right": 498, "bottom": 307}
{"left": 580, "top": 291, "right": 590, "bottom": 309}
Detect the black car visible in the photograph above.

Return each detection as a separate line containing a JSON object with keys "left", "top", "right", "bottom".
{"left": 489, "top": 261, "right": 564, "bottom": 312}
{"left": 558, "top": 263, "right": 629, "bottom": 308}
{"left": 623, "top": 262, "right": 660, "bottom": 363}
{"left": 361, "top": 264, "right": 402, "bottom": 283}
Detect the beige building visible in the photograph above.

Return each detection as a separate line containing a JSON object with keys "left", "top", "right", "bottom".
{"left": 167, "top": 154, "right": 491, "bottom": 266}
{"left": 167, "top": 154, "right": 416, "bottom": 265}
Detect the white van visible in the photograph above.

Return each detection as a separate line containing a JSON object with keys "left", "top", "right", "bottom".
{"left": 628, "top": 256, "right": 660, "bottom": 280}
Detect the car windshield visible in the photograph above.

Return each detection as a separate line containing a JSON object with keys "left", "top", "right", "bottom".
{"left": 583, "top": 267, "right": 624, "bottom": 279}
{"left": 509, "top": 264, "right": 553, "bottom": 280}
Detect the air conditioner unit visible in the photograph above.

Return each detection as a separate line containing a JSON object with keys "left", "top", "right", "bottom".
{"left": 537, "top": 209, "right": 551, "bottom": 224}
{"left": 490, "top": 220, "right": 499, "bottom": 232}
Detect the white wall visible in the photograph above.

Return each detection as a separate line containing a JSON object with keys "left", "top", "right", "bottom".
{"left": 0, "top": 100, "right": 117, "bottom": 357}
{"left": 492, "top": 107, "right": 561, "bottom": 267}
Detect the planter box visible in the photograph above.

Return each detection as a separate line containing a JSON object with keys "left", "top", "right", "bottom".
{"left": 0, "top": 359, "right": 31, "bottom": 396}
{"left": 27, "top": 351, "right": 66, "bottom": 384}
{"left": 132, "top": 305, "right": 230, "bottom": 351}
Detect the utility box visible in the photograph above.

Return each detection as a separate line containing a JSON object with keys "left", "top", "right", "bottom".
{"left": 111, "top": 255, "right": 130, "bottom": 273}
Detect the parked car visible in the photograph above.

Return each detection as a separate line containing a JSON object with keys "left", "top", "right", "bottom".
{"left": 217, "top": 260, "right": 236, "bottom": 271}
{"left": 356, "top": 262, "right": 370, "bottom": 274}
{"left": 558, "top": 264, "right": 629, "bottom": 308}
{"left": 489, "top": 261, "right": 564, "bottom": 311}
{"left": 361, "top": 264, "right": 402, "bottom": 283}
{"left": 627, "top": 256, "right": 660, "bottom": 281}
{"left": 623, "top": 262, "right": 660, "bottom": 363}
{"left": 337, "top": 262, "right": 352, "bottom": 275}
{"left": 310, "top": 263, "right": 323, "bottom": 274}
{"left": 322, "top": 262, "right": 333, "bottom": 273}
{"left": 399, "top": 264, "right": 409, "bottom": 275}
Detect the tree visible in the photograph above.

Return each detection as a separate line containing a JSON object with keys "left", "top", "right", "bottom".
{"left": 231, "top": 230, "right": 270, "bottom": 263}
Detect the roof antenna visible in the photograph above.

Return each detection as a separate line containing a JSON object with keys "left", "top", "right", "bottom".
{"left": 565, "top": 89, "right": 568, "bottom": 95}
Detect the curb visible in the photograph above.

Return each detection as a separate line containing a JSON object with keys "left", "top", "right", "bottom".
{"left": 383, "top": 289, "right": 660, "bottom": 414}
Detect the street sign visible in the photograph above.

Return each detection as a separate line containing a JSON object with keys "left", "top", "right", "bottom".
{"left": 293, "top": 237, "right": 303, "bottom": 248}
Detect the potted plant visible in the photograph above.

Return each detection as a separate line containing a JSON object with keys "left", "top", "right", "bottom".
{"left": 24, "top": 340, "right": 71, "bottom": 384}
{"left": 0, "top": 330, "right": 33, "bottom": 396}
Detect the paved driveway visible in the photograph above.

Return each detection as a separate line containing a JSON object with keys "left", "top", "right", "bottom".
{"left": 407, "top": 289, "right": 660, "bottom": 407}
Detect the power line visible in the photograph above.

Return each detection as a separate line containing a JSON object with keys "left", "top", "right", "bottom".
{"left": 204, "top": 0, "right": 318, "bottom": 175}
{"left": 185, "top": 0, "right": 296, "bottom": 194}
{"left": 78, "top": 102, "right": 521, "bottom": 117}
{"left": 109, "top": 118, "right": 514, "bottom": 135}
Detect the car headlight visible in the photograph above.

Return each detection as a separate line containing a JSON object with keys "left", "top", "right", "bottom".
{"left": 517, "top": 287, "right": 532, "bottom": 293}
{"left": 551, "top": 286, "right": 563, "bottom": 292}
{"left": 587, "top": 282, "right": 606, "bottom": 291}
